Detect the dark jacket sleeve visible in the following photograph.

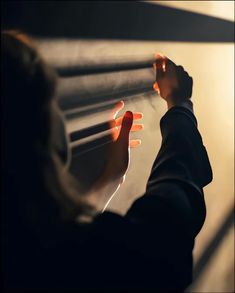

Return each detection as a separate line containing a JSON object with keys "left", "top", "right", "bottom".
{"left": 124, "top": 106, "right": 213, "bottom": 290}
{"left": 127, "top": 106, "right": 213, "bottom": 233}
{"left": 146, "top": 106, "right": 212, "bottom": 191}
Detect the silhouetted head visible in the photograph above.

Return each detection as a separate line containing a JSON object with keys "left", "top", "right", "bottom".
{"left": 1, "top": 31, "right": 94, "bottom": 227}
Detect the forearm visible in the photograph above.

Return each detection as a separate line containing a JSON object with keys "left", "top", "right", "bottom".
{"left": 125, "top": 56, "right": 212, "bottom": 290}
{"left": 147, "top": 106, "right": 212, "bottom": 192}
{"left": 124, "top": 105, "right": 212, "bottom": 291}
{"left": 127, "top": 106, "right": 212, "bottom": 237}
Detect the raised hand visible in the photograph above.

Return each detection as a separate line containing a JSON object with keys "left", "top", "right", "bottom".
{"left": 110, "top": 100, "right": 143, "bottom": 148}
{"left": 87, "top": 100, "right": 144, "bottom": 211}
{"left": 153, "top": 53, "right": 193, "bottom": 109}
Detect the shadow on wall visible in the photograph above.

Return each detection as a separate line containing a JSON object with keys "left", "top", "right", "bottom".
{"left": 1, "top": 0, "right": 234, "bottom": 42}
{"left": 1, "top": 1, "right": 234, "bottom": 291}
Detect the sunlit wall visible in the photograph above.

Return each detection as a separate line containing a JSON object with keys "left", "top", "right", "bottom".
{"left": 2, "top": 1, "right": 234, "bottom": 292}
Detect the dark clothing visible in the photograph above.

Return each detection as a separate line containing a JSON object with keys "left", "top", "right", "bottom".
{"left": 2, "top": 107, "right": 212, "bottom": 292}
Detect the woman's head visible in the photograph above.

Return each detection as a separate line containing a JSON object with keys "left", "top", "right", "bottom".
{"left": 1, "top": 31, "right": 57, "bottom": 152}
{"left": 1, "top": 31, "right": 94, "bottom": 224}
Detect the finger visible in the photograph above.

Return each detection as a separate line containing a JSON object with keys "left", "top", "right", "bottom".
{"left": 188, "top": 76, "right": 193, "bottom": 98}
{"left": 157, "top": 53, "right": 168, "bottom": 72}
{"left": 110, "top": 100, "right": 125, "bottom": 119}
{"left": 153, "top": 82, "right": 160, "bottom": 94}
{"left": 176, "top": 65, "right": 187, "bottom": 85}
{"left": 109, "top": 119, "right": 116, "bottom": 129}
{"left": 177, "top": 65, "right": 184, "bottom": 73}
{"left": 115, "top": 112, "right": 143, "bottom": 127}
{"left": 154, "top": 53, "right": 165, "bottom": 79}
{"left": 164, "top": 56, "right": 176, "bottom": 68}
{"left": 117, "top": 111, "right": 133, "bottom": 149}
{"left": 162, "top": 57, "right": 166, "bottom": 73}
{"left": 133, "top": 112, "right": 143, "bottom": 120}
{"left": 110, "top": 126, "right": 119, "bottom": 141}
{"left": 189, "top": 76, "right": 193, "bottom": 87}
{"left": 112, "top": 123, "right": 144, "bottom": 141}
{"left": 180, "top": 73, "right": 193, "bottom": 98}
{"left": 130, "top": 139, "right": 141, "bottom": 148}
{"left": 131, "top": 124, "right": 144, "bottom": 132}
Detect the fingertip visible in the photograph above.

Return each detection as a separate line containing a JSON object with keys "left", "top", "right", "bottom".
{"left": 136, "top": 140, "right": 141, "bottom": 147}
{"left": 133, "top": 112, "right": 143, "bottom": 120}
{"left": 153, "top": 82, "right": 160, "bottom": 94}
{"left": 155, "top": 52, "right": 164, "bottom": 59}
{"left": 130, "top": 139, "right": 142, "bottom": 148}
{"left": 125, "top": 111, "right": 133, "bottom": 120}
{"left": 153, "top": 82, "right": 158, "bottom": 88}
{"left": 137, "top": 124, "right": 144, "bottom": 131}
{"left": 122, "top": 111, "right": 133, "bottom": 130}
{"left": 131, "top": 124, "right": 144, "bottom": 132}
{"left": 117, "top": 100, "right": 125, "bottom": 109}
{"left": 111, "top": 100, "right": 125, "bottom": 119}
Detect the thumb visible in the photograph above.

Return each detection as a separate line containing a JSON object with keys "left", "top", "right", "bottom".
{"left": 117, "top": 111, "right": 133, "bottom": 149}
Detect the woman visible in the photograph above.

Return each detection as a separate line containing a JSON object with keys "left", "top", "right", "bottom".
{"left": 1, "top": 31, "right": 212, "bottom": 292}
